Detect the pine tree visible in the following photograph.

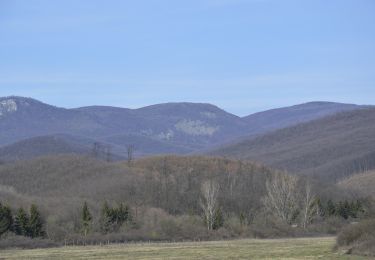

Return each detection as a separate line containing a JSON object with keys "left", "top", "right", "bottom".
{"left": 28, "top": 204, "right": 45, "bottom": 238}
{"left": 0, "top": 203, "right": 13, "bottom": 236}
{"left": 14, "top": 208, "right": 29, "bottom": 236}
{"left": 99, "top": 201, "right": 112, "bottom": 234}
{"left": 349, "top": 200, "right": 364, "bottom": 218}
{"left": 336, "top": 201, "right": 350, "bottom": 219}
{"left": 116, "top": 203, "right": 131, "bottom": 224}
{"left": 81, "top": 201, "right": 92, "bottom": 236}
{"left": 239, "top": 212, "right": 246, "bottom": 226}
{"left": 212, "top": 208, "right": 224, "bottom": 230}
{"left": 326, "top": 200, "right": 336, "bottom": 216}
{"left": 100, "top": 202, "right": 132, "bottom": 233}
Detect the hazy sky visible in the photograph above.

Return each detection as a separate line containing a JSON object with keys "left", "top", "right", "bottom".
{"left": 0, "top": 0, "right": 374, "bottom": 116}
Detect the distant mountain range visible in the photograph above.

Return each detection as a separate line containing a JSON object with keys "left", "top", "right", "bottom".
{"left": 0, "top": 96, "right": 369, "bottom": 162}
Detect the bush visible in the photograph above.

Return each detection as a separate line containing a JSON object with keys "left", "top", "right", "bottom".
{"left": 250, "top": 214, "right": 297, "bottom": 238}
{"left": 350, "top": 237, "right": 375, "bottom": 256}
{"left": 160, "top": 218, "right": 181, "bottom": 238}
{"left": 223, "top": 216, "right": 248, "bottom": 236}
{"left": 0, "top": 234, "right": 58, "bottom": 249}
{"left": 336, "top": 219, "right": 375, "bottom": 256}
{"left": 307, "top": 216, "right": 347, "bottom": 235}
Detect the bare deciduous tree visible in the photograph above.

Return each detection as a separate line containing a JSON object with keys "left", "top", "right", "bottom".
{"left": 105, "top": 145, "right": 112, "bottom": 162}
{"left": 302, "top": 182, "right": 317, "bottom": 229}
{"left": 263, "top": 173, "right": 299, "bottom": 224}
{"left": 200, "top": 180, "right": 220, "bottom": 230}
{"left": 92, "top": 142, "right": 100, "bottom": 158}
{"left": 126, "top": 144, "right": 135, "bottom": 166}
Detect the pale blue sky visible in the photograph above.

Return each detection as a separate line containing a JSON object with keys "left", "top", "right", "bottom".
{"left": 0, "top": 0, "right": 374, "bottom": 116}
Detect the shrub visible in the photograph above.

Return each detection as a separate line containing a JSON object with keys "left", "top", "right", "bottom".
{"left": 336, "top": 219, "right": 375, "bottom": 256}
{"left": 160, "top": 218, "right": 181, "bottom": 238}
{"left": 307, "top": 216, "right": 346, "bottom": 235}
{"left": 250, "top": 213, "right": 297, "bottom": 238}
{"left": 0, "top": 234, "right": 58, "bottom": 249}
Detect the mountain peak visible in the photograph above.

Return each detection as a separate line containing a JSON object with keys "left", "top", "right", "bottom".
{"left": 0, "top": 98, "right": 18, "bottom": 116}
{"left": 136, "top": 102, "right": 238, "bottom": 119}
{"left": 0, "top": 96, "right": 49, "bottom": 108}
{"left": 137, "top": 102, "right": 222, "bottom": 110}
{"left": 292, "top": 101, "right": 357, "bottom": 108}
{"left": 0, "top": 96, "right": 41, "bottom": 116}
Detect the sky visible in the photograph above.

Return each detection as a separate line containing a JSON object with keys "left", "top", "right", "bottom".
{"left": 0, "top": 0, "right": 374, "bottom": 116}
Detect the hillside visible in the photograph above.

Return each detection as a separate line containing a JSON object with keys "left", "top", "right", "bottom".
{"left": 242, "top": 101, "right": 360, "bottom": 136}
{"left": 0, "top": 154, "right": 355, "bottom": 245}
{"left": 0, "top": 96, "right": 366, "bottom": 158}
{"left": 0, "top": 155, "right": 280, "bottom": 240}
{"left": 0, "top": 97, "right": 248, "bottom": 156}
{"left": 338, "top": 170, "right": 375, "bottom": 198}
{"left": 0, "top": 97, "right": 106, "bottom": 145}
{"left": 0, "top": 135, "right": 92, "bottom": 162}
{"left": 212, "top": 108, "right": 375, "bottom": 181}
{"left": 77, "top": 102, "right": 248, "bottom": 151}
{"left": 0, "top": 155, "right": 273, "bottom": 204}
{"left": 0, "top": 134, "right": 127, "bottom": 162}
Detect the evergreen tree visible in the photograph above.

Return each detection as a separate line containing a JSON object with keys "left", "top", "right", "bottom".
{"left": 349, "top": 200, "right": 364, "bottom": 218}
{"left": 239, "top": 212, "right": 246, "bottom": 226}
{"left": 99, "top": 201, "right": 112, "bottom": 234}
{"left": 212, "top": 208, "right": 224, "bottom": 230}
{"left": 0, "top": 203, "right": 13, "bottom": 236}
{"left": 28, "top": 204, "right": 45, "bottom": 238}
{"left": 314, "top": 198, "right": 325, "bottom": 217}
{"left": 336, "top": 201, "right": 350, "bottom": 219}
{"left": 100, "top": 202, "right": 132, "bottom": 233}
{"left": 14, "top": 208, "right": 29, "bottom": 236}
{"left": 81, "top": 201, "right": 92, "bottom": 236}
{"left": 326, "top": 200, "right": 336, "bottom": 216}
{"left": 116, "top": 203, "right": 131, "bottom": 224}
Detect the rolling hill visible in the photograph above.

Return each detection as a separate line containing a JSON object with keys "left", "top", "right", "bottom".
{"left": 211, "top": 107, "right": 375, "bottom": 181}
{"left": 0, "top": 134, "right": 127, "bottom": 162}
{"left": 242, "top": 101, "right": 360, "bottom": 136}
{"left": 76, "top": 102, "right": 248, "bottom": 151}
{"left": 0, "top": 135, "right": 90, "bottom": 161}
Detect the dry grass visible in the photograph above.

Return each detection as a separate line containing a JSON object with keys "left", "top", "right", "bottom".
{"left": 1, "top": 237, "right": 372, "bottom": 260}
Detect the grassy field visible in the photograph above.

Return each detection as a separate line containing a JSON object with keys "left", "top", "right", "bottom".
{"left": 1, "top": 237, "right": 373, "bottom": 260}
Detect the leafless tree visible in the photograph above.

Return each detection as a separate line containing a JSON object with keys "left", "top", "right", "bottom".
{"left": 302, "top": 182, "right": 316, "bottom": 229}
{"left": 263, "top": 172, "right": 299, "bottom": 224}
{"left": 105, "top": 145, "right": 112, "bottom": 162}
{"left": 92, "top": 142, "right": 100, "bottom": 158}
{"left": 200, "top": 180, "right": 220, "bottom": 230}
{"left": 126, "top": 144, "right": 135, "bottom": 166}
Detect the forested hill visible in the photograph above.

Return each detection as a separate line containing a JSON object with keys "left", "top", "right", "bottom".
{"left": 211, "top": 107, "right": 375, "bottom": 181}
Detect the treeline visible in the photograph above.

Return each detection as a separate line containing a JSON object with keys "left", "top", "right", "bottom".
{"left": 0, "top": 155, "right": 374, "bottom": 246}
{"left": 0, "top": 203, "right": 44, "bottom": 238}
{"left": 75, "top": 175, "right": 370, "bottom": 238}
{"left": 323, "top": 200, "right": 364, "bottom": 219}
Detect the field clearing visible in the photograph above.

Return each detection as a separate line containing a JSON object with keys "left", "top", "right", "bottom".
{"left": 1, "top": 237, "right": 372, "bottom": 260}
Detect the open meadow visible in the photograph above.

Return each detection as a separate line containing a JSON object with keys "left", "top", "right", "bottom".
{"left": 1, "top": 237, "right": 373, "bottom": 260}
